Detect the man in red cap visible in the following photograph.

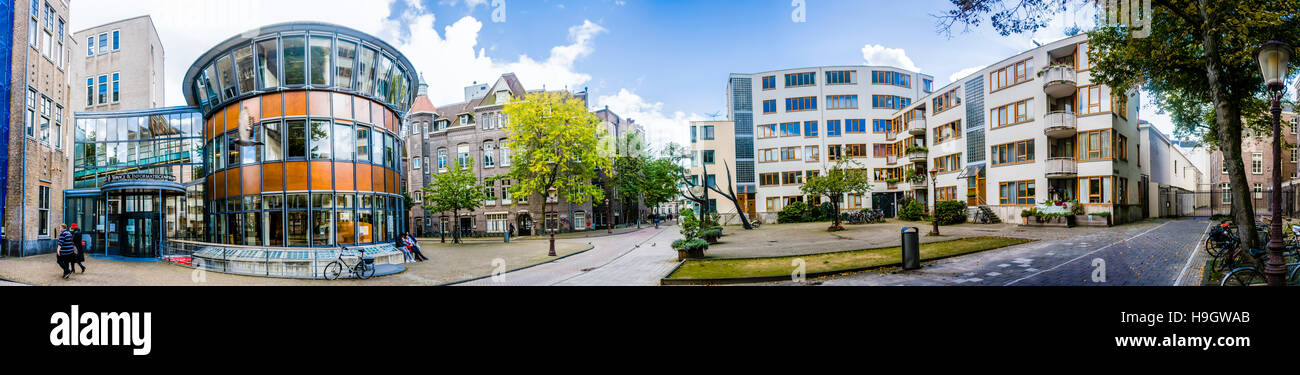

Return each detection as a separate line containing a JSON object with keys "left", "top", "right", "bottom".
{"left": 69, "top": 223, "right": 86, "bottom": 273}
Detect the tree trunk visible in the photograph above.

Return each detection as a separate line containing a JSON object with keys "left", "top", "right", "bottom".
{"left": 1199, "top": 8, "right": 1261, "bottom": 257}
{"left": 452, "top": 209, "right": 461, "bottom": 244}
{"left": 832, "top": 195, "right": 842, "bottom": 227}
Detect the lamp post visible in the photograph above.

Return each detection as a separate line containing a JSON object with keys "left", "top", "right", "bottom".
{"left": 929, "top": 168, "right": 939, "bottom": 236}
{"left": 1256, "top": 39, "right": 1292, "bottom": 286}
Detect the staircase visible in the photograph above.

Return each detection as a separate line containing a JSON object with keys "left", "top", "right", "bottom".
{"left": 969, "top": 206, "right": 1002, "bottom": 224}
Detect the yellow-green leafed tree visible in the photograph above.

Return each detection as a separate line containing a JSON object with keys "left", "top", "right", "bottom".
{"left": 502, "top": 91, "right": 611, "bottom": 255}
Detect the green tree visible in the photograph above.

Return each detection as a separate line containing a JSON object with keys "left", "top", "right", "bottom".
{"left": 421, "top": 158, "right": 486, "bottom": 244}
{"left": 937, "top": 0, "right": 1300, "bottom": 256}
{"left": 800, "top": 158, "right": 873, "bottom": 229}
{"left": 502, "top": 91, "right": 611, "bottom": 255}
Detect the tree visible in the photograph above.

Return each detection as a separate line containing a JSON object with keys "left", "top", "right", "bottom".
{"left": 502, "top": 91, "right": 610, "bottom": 255}
{"left": 422, "top": 158, "right": 486, "bottom": 244}
{"left": 800, "top": 158, "right": 873, "bottom": 229}
{"left": 936, "top": 0, "right": 1300, "bottom": 257}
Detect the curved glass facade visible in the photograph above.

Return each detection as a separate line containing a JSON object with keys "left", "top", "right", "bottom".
{"left": 187, "top": 23, "right": 415, "bottom": 248}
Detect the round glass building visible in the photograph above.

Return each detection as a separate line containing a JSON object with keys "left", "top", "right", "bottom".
{"left": 183, "top": 22, "right": 416, "bottom": 249}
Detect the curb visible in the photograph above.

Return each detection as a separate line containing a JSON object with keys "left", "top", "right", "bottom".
{"left": 660, "top": 237, "right": 1034, "bottom": 285}
{"left": 439, "top": 243, "right": 597, "bottom": 286}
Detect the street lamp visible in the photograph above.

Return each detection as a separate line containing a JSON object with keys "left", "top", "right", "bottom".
{"left": 929, "top": 168, "right": 939, "bottom": 236}
{"left": 1256, "top": 39, "right": 1292, "bottom": 286}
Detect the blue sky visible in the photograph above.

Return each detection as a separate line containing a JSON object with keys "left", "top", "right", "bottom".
{"left": 72, "top": 0, "right": 1163, "bottom": 147}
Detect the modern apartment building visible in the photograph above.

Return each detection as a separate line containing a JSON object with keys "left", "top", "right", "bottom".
{"left": 71, "top": 15, "right": 165, "bottom": 112}
{"left": 406, "top": 73, "right": 602, "bottom": 238}
{"left": 732, "top": 66, "right": 934, "bottom": 222}
{"left": 1139, "top": 121, "right": 1206, "bottom": 217}
{"left": 896, "top": 34, "right": 1142, "bottom": 224}
{"left": 4, "top": 0, "right": 74, "bottom": 256}
{"left": 685, "top": 120, "right": 746, "bottom": 223}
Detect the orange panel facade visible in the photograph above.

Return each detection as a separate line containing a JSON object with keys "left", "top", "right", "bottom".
{"left": 310, "top": 161, "right": 333, "bottom": 191}
{"left": 242, "top": 165, "right": 262, "bottom": 195}
{"left": 285, "top": 161, "right": 310, "bottom": 191}
{"left": 334, "top": 162, "right": 355, "bottom": 191}
{"left": 263, "top": 162, "right": 285, "bottom": 192}
{"left": 226, "top": 167, "right": 242, "bottom": 197}
{"left": 309, "top": 91, "right": 331, "bottom": 116}
{"left": 224, "top": 103, "right": 240, "bottom": 133}
{"left": 354, "top": 97, "right": 370, "bottom": 124}
{"left": 214, "top": 169, "right": 227, "bottom": 199}
{"left": 356, "top": 162, "right": 372, "bottom": 191}
{"left": 284, "top": 91, "right": 307, "bottom": 117}
{"left": 371, "top": 164, "right": 384, "bottom": 193}
{"left": 332, "top": 93, "right": 352, "bottom": 120}
{"left": 261, "top": 92, "right": 283, "bottom": 119}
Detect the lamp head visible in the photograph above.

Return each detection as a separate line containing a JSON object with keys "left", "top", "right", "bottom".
{"left": 1257, "top": 39, "right": 1292, "bottom": 92}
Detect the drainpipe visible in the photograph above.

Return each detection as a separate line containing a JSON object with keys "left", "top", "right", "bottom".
{"left": 18, "top": 25, "right": 32, "bottom": 257}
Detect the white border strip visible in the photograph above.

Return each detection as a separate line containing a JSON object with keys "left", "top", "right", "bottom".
{"left": 1173, "top": 221, "right": 1212, "bottom": 286}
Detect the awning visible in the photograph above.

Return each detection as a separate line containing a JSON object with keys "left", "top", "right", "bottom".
{"left": 956, "top": 164, "right": 984, "bottom": 179}
{"left": 101, "top": 179, "right": 186, "bottom": 194}
{"left": 64, "top": 188, "right": 103, "bottom": 198}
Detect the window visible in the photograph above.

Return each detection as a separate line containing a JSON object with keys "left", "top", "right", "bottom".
{"left": 501, "top": 145, "right": 511, "bottom": 166}
{"left": 761, "top": 76, "right": 776, "bottom": 90}
{"left": 1254, "top": 183, "right": 1263, "bottom": 200}
{"left": 282, "top": 36, "right": 306, "bottom": 85}
{"left": 97, "top": 75, "right": 107, "bottom": 104}
{"left": 1252, "top": 153, "right": 1263, "bottom": 174}
{"left": 757, "top": 124, "right": 777, "bottom": 139}
{"left": 933, "top": 120, "right": 962, "bottom": 144}
{"left": 309, "top": 120, "right": 331, "bottom": 159}
{"left": 457, "top": 145, "right": 470, "bottom": 168}
{"left": 333, "top": 123, "right": 354, "bottom": 160}
{"left": 703, "top": 150, "right": 716, "bottom": 164}
{"left": 871, "top": 95, "right": 910, "bottom": 110}
{"left": 845, "top": 119, "right": 866, "bottom": 133}
{"left": 1222, "top": 183, "right": 1232, "bottom": 204}
{"left": 37, "top": 185, "right": 51, "bottom": 237}
{"left": 98, "top": 33, "right": 107, "bottom": 54}
{"left": 263, "top": 121, "right": 282, "bottom": 161}
{"left": 39, "top": 96, "right": 50, "bottom": 143}
{"left": 781, "top": 171, "right": 802, "bottom": 185}
{"left": 1080, "top": 129, "right": 1112, "bottom": 161}
{"left": 112, "top": 30, "right": 119, "bottom": 50}
{"left": 702, "top": 125, "right": 715, "bottom": 140}
{"left": 936, "top": 186, "right": 958, "bottom": 201}
{"left": 335, "top": 40, "right": 358, "bottom": 89}
{"left": 872, "top": 119, "right": 892, "bottom": 133}
{"left": 990, "top": 139, "right": 1035, "bottom": 166}
{"left": 1076, "top": 41, "right": 1091, "bottom": 70}
{"left": 780, "top": 147, "right": 799, "bottom": 161}
{"left": 86, "top": 36, "right": 93, "bottom": 56}
{"left": 286, "top": 119, "right": 307, "bottom": 158}
{"left": 762, "top": 100, "right": 776, "bottom": 114}
{"left": 759, "top": 173, "right": 780, "bottom": 186}
{"left": 935, "top": 153, "right": 961, "bottom": 173}
{"left": 256, "top": 39, "right": 281, "bottom": 88}
{"left": 785, "top": 96, "right": 817, "bottom": 111}
{"left": 826, "top": 95, "right": 858, "bottom": 109}
{"left": 805, "top": 146, "right": 819, "bottom": 162}
{"left": 780, "top": 122, "right": 800, "bottom": 137}
{"left": 25, "top": 90, "right": 36, "bottom": 137}
{"left": 689, "top": 125, "right": 697, "bottom": 143}
{"left": 922, "top": 78, "right": 933, "bottom": 93}
{"left": 932, "top": 87, "right": 961, "bottom": 114}
{"left": 999, "top": 180, "right": 1036, "bottom": 205}
{"left": 1116, "top": 135, "right": 1128, "bottom": 161}
{"left": 487, "top": 214, "right": 509, "bottom": 233}
{"left": 871, "top": 71, "right": 910, "bottom": 87}
{"left": 826, "top": 70, "right": 857, "bottom": 85}
{"left": 784, "top": 72, "right": 815, "bottom": 87}
{"left": 827, "top": 145, "right": 842, "bottom": 161}
{"left": 234, "top": 46, "right": 255, "bottom": 93}
{"left": 357, "top": 47, "right": 377, "bottom": 94}
{"left": 757, "top": 148, "right": 776, "bottom": 163}
{"left": 111, "top": 73, "right": 120, "bottom": 103}
{"left": 847, "top": 144, "right": 868, "bottom": 158}
{"left": 437, "top": 149, "right": 447, "bottom": 170}
{"left": 309, "top": 36, "right": 332, "bottom": 86}
{"left": 483, "top": 143, "right": 496, "bottom": 167}
{"left": 1077, "top": 85, "right": 1112, "bottom": 115}
{"left": 990, "top": 98, "right": 1034, "bottom": 128}
{"left": 989, "top": 57, "right": 1034, "bottom": 92}
{"left": 1117, "top": 178, "right": 1129, "bottom": 205}
{"left": 766, "top": 197, "right": 780, "bottom": 212}
{"left": 803, "top": 121, "right": 818, "bottom": 137}
{"left": 1292, "top": 148, "right": 1296, "bottom": 163}
{"left": 1082, "top": 176, "right": 1111, "bottom": 203}
{"left": 826, "top": 120, "right": 842, "bottom": 136}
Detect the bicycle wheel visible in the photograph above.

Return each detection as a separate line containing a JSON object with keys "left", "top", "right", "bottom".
{"left": 1220, "top": 267, "right": 1265, "bottom": 286}
{"left": 323, "top": 261, "right": 343, "bottom": 280}
{"left": 1204, "top": 238, "right": 1221, "bottom": 256}
{"left": 358, "top": 264, "right": 376, "bottom": 279}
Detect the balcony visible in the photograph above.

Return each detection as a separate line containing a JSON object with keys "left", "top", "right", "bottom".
{"left": 907, "top": 149, "right": 928, "bottom": 163}
{"left": 908, "top": 118, "right": 927, "bottom": 136}
{"left": 1045, "top": 157, "right": 1077, "bottom": 178}
{"left": 886, "top": 154, "right": 898, "bottom": 165}
{"left": 1043, "top": 111, "right": 1077, "bottom": 138}
{"left": 885, "top": 131, "right": 897, "bottom": 141}
{"left": 1041, "top": 65, "right": 1077, "bottom": 98}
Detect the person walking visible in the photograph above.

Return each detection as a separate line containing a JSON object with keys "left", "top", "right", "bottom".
{"left": 70, "top": 223, "right": 86, "bottom": 273}
{"left": 55, "top": 224, "right": 76, "bottom": 279}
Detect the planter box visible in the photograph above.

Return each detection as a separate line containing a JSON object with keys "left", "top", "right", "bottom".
{"left": 1076, "top": 215, "right": 1112, "bottom": 227}
{"left": 676, "top": 248, "right": 706, "bottom": 260}
{"left": 1022, "top": 216, "right": 1075, "bottom": 228}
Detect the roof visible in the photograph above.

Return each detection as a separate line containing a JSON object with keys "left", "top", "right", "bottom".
{"left": 410, "top": 95, "right": 437, "bottom": 115}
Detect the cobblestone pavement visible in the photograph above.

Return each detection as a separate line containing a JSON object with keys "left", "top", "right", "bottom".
{"left": 459, "top": 225, "right": 673, "bottom": 286}
{"left": 770, "top": 218, "right": 1211, "bottom": 286}
{"left": 557, "top": 228, "right": 683, "bottom": 286}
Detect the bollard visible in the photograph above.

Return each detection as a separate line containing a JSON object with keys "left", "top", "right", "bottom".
{"left": 900, "top": 227, "right": 920, "bottom": 270}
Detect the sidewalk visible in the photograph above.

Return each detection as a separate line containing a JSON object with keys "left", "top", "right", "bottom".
{"left": 557, "top": 227, "right": 684, "bottom": 286}
{"left": 458, "top": 225, "right": 672, "bottom": 286}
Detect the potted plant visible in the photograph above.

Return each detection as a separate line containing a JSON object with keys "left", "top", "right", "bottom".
{"left": 1020, "top": 208, "right": 1036, "bottom": 225}
{"left": 699, "top": 228, "right": 723, "bottom": 244}
{"left": 671, "top": 238, "right": 709, "bottom": 260}
{"left": 672, "top": 208, "right": 710, "bottom": 259}
{"left": 1088, "top": 211, "right": 1113, "bottom": 226}
{"left": 885, "top": 178, "right": 901, "bottom": 184}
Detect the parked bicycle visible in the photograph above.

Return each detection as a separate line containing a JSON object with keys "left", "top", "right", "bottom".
{"left": 973, "top": 209, "right": 993, "bottom": 224}
{"left": 323, "top": 248, "right": 376, "bottom": 280}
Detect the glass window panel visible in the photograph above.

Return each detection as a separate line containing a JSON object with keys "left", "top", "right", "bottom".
{"left": 337, "top": 210, "right": 355, "bottom": 245}
{"left": 286, "top": 119, "right": 307, "bottom": 158}
{"left": 357, "top": 47, "right": 376, "bottom": 94}
{"left": 282, "top": 36, "right": 306, "bottom": 85}
{"left": 311, "top": 209, "right": 333, "bottom": 246}
{"left": 266, "top": 210, "right": 284, "bottom": 246}
{"left": 256, "top": 38, "right": 280, "bottom": 88}
{"left": 335, "top": 40, "right": 357, "bottom": 90}
{"left": 234, "top": 45, "right": 255, "bottom": 93}
{"left": 216, "top": 55, "right": 236, "bottom": 100}
{"left": 374, "top": 54, "right": 393, "bottom": 98}
{"left": 333, "top": 123, "right": 354, "bottom": 160}
{"left": 309, "top": 119, "right": 331, "bottom": 159}
{"left": 287, "top": 211, "right": 308, "bottom": 246}
{"left": 356, "top": 127, "right": 370, "bottom": 162}
{"left": 264, "top": 121, "right": 282, "bottom": 161}
{"left": 309, "top": 36, "right": 331, "bottom": 86}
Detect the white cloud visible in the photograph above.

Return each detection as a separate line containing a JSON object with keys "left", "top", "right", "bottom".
{"left": 861, "top": 44, "right": 920, "bottom": 72}
{"left": 596, "top": 89, "right": 704, "bottom": 151}
{"left": 438, "top": 0, "right": 489, "bottom": 10}
{"left": 948, "top": 65, "right": 983, "bottom": 83}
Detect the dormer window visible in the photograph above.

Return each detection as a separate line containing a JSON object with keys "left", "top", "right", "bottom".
{"left": 460, "top": 115, "right": 469, "bottom": 125}
{"left": 496, "top": 91, "right": 509, "bottom": 103}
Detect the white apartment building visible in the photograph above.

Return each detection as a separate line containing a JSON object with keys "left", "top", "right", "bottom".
{"left": 734, "top": 66, "right": 934, "bottom": 222}
{"left": 1139, "top": 121, "right": 1205, "bottom": 217}
{"left": 896, "top": 34, "right": 1143, "bottom": 224}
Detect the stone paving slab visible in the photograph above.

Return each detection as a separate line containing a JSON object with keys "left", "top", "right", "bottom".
{"left": 459, "top": 226, "right": 670, "bottom": 286}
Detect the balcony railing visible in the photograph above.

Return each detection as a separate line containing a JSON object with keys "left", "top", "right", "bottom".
{"left": 907, "top": 150, "right": 927, "bottom": 163}
{"left": 1044, "top": 111, "right": 1077, "bottom": 138}
{"left": 1045, "top": 157, "right": 1077, "bottom": 177}
{"left": 161, "top": 240, "right": 406, "bottom": 279}
{"left": 1041, "top": 65, "right": 1077, "bottom": 98}
{"left": 885, "top": 131, "right": 897, "bottom": 141}
{"left": 886, "top": 154, "right": 898, "bottom": 165}
{"left": 908, "top": 118, "right": 927, "bottom": 135}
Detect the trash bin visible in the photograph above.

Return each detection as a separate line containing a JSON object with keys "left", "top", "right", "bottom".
{"left": 900, "top": 227, "right": 920, "bottom": 270}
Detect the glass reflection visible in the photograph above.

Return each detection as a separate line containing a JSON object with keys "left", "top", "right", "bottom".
{"left": 335, "top": 40, "right": 357, "bottom": 90}
{"left": 256, "top": 39, "right": 280, "bottom": 88}
{"left": 309, "top": 36, "right": 331, "bottom": 86}
{"left": 234, "top": 45, "right": 255, "bottom": 93}
{"left": 282, "top": 36, "right": 306, "bottom": 85}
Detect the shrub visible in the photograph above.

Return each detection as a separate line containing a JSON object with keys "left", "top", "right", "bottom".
{"left": 671, "top": 238, "right": 709, "bottom": 252}
{"left": 679, "top": 208, "right": 700, "bottom": 239}
{"left": 779, "top": 201, "right": 809, "bottom": 223}
{"left": 899, "top": 200, "right": 927, "bottom": 221}
{"left": 1088, "top": 211, "right": 1112, "bottom": 217}
{"left": 699, "top": 228, "right": 723, "bottom": 244}
{"left": 1020, "top": 207, "right": 1037, "bottom": 218}
{"left": 1070, "top": 201, "right": 1084, "bottom": 216}
{"left": 934, "top": 201, "right": 968, "bottom": 225}
{"left": 817, "top": 202, "right": 836, "bottom": 221}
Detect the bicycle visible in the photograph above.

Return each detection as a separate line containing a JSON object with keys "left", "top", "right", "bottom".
{"left": 323, "top": 248, "right": 376, "bottom": 280}
{"left": 973, "top": 209, "right": 993, "bottom": 224}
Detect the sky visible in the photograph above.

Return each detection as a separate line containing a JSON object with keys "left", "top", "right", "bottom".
{"left": 69, "top": 0, "right": 1178, "bottom": 149}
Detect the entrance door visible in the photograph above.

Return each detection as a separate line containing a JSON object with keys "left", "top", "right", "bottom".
{"left": 459, "top": 217, "right": 474, "bottom": 238}
{"left": 119, "top": 213, "right": 159, "bottom": 258}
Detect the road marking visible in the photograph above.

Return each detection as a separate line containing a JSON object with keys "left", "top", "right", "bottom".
{"left": 1173, "top": 221, "right": 1212, "bottom": 286}
{"left": 1004, "top": 221, "right": 1172, "bottom": 286}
